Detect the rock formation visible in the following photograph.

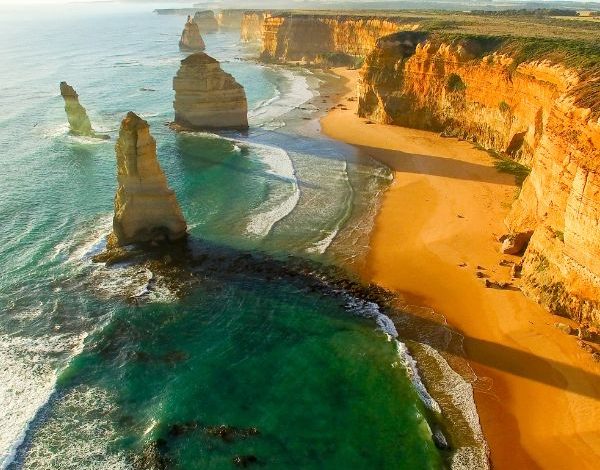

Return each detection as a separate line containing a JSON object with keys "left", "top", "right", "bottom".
{"left": 258, "top": 14, "right": 417, "bottom": 64}
{"left": 193, "top": 10, "right": 218, "bottom": 33}
{"left": 216, "top": 10, "right": 245, "bottom": 30}
{"left": 179, "top": 15, "right": 205, "bottom": 51}
{"left": 109, "top": 112, "right": 187, "bottom": 247}
{"left": 357, "top": 31, "right": 600, "bottom": 327}
{"left": 59, "top": 82, "right": 108, "bottom": 139}
{"left": 172, "top": 53, "right": 248, "bottom": 130}
{"left": 241, "top": 11, "right": 271, "bottom": 43}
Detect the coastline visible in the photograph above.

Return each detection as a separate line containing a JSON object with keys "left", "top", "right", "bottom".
{"left": 320, "top": 67, "right": 600, "bottom": 469}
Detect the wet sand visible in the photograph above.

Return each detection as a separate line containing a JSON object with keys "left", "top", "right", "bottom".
{"left": 321, "top": 67, "right": 600, "bottom": 469}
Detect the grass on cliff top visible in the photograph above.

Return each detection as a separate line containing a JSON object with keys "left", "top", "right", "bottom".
{"left": 422, "top": 33, "right": 600, "bottom": 72}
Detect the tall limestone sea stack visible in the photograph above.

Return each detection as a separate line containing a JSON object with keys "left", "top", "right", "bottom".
{"left": 179, "top": 15, "right": 205, "bottom": 51}
{"left": 108, "top": 112, "right": 187, "bottom": 248}
{"left": 59, "top": 81, "right": 108, "bottom": 139}
{"left": 172, "top": 53, "right": 248, "bottom": 130}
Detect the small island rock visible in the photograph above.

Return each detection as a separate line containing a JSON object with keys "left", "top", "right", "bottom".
{"left": 59, "top": 82, "right": 108, "bottom": 139}
{"left": 172, "top": 53, "right": 248, "bottom": 130}
{"left": 179, "top": 15, "right": 205, "bottom": 51}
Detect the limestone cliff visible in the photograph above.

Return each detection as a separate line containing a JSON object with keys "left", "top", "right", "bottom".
{"left": 258, "top": 14, "right": 418, "bottom": 64}
{"left": 109, "top": 112, "right": 187, "bottom": 247}
{"left": 217, "top": 10, "right": 245, "bottom": 30}
{"left": 172, "top": 53, "right": 248, "bottom": 130}
{"left": 59, "top": 82, "right": 107, "bottom": 139}
{"left": 241, "top": 11, "right": 271, "bottom": 43}
{"left": 358, "top": 32, "right": 600, "bottom": 327}
{"left": 179, "top": 15, "right": 205, "bottom": 51}
{"left": 193, "top": 10, "right": 218, "bottom": 34}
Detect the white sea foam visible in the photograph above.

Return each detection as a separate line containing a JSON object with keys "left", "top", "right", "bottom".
{"left": 249, "top": 67, "right": 315, "bottom": 127}
{"left": 243, "top": 142, "right": 300, "bottom": 238}
{"left": 0, "top": 332, "right": 88, "bottom": 469}
{"left": 394, "top": 341, "right": 442, "bottom": 414}
{"left": 306, "top": 227, "right": 340, "bottom": 255}
{"left": 20, "top": 386, "right": 130, "bottom": 470}
{"left": 344, "top": 295, "right": 443, "bottom": 414}
{"left": 418, "top": 343, "right": 490, "bottom": 470}
{"left": 306, "top": 161, "right": 353, "bottom": 255}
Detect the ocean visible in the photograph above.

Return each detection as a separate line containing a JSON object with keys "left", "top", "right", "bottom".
{"left": 0, "top": 3, "right": 485, "bottom": 469}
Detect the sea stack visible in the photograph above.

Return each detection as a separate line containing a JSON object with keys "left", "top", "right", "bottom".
{"left": 193, "top": 10, "right": 218, "bottom": 33}
{"left": 172, "top": 53, "right": 249, "bottom": 130}
{"left": 179, "top": 15, "right": 205, "bottom": 51}
{"left": 108, "top": 112, "right": 187, "bottom": 247}
{"left": 59, "top": 82, "right": 107, "bottom": 139}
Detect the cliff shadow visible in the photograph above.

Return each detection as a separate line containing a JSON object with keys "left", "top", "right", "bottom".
{"left": 349, "top": 144, "right": 516, "bottom": 186}
{"left": 96, "top": 232, "right": 599, "bottom": 400}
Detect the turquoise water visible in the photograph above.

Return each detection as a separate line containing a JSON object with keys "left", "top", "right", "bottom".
{"left": 0, "top": 4, "right": 451, "bottom": 469}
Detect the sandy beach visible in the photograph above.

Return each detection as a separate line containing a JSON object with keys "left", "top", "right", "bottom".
{"left": 321, "top": 67, "right": 600, "bottom": 469}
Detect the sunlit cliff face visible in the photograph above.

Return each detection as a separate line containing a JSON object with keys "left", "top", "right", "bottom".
{"left": 357, "top": 34, "right": 600, "bottom": 326}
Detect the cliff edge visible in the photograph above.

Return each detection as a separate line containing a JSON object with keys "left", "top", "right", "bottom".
{"left": 357, "top": 32, "right": 600, "bottom": 327}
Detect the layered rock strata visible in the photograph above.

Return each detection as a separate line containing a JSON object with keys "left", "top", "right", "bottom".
{"left": 258, "top": 14, "right": 418, "bottom": 63}
{"left": 357, "top": 31, "right": 600, "bottom": 327}
{"left": 241, "top": 11, "right": 271, "bottom": 43}
{"left": 179, "top": 15, "right": 205, "bottom": 51}
{"left": 217, "top": 10, "right": 245, "bottom": 30}
{"left": 172, "top": 53, "right": 248, "bottom": 130}
{"left": 59, "top": 82, "right": 107, "bottom": 139}
{"left": 109, "top": 112, "right": 187, "bottom": 247}
{"left": 193, "top": 10, "right": 218, "bottom": 33}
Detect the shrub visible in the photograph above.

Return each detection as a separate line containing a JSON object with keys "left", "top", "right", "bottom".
{"left": 446, "top": 73, "right": 467, "bottom": 92}
{"left": 498, "top": 100, "right": 511, "bottom": 113}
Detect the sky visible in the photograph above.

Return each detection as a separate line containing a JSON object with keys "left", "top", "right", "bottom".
{"left": 0, "top": 0, "right": 583, "bottom": 4}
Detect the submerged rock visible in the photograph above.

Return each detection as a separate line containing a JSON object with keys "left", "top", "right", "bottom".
{"left": 109, "top": 112, "right": 187, "bottom": 247}
{"left": 232, "top": 455, "right": 258, "bottom": 467}
{"left": 59, "top": 81, "right": 108, "bottom": 139}
{"left": 204, "top": 424, "right": 259, "bottom": 442}
{"left": 179, "top": 15, "right": 205, "bottom": 51}
{"left": 172, "top": 52, "right": 248, "bottom": 130}
{"left": 131, "top": 439, "right": 170, "bottom": 470}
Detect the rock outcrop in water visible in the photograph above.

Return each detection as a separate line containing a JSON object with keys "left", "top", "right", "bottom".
{"left": 59, "top": 81, "right": 108, "bottom": 139}
{"left": 193, "top": 10, "right": 218, "bottom": 33}
{"left": 357, "top": 31, "right": 600, "bottom": 328}
{"left": 172, "top": 52, "right": 248, "bottom": 130}
{"left": 108, "top": 112, "right": 187, "bottom": 248}
{"left": 179, "top": 15, "right": 205, "bottom": 51}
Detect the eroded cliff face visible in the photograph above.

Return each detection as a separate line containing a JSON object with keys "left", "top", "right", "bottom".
{"left": 241, "top": 11, "right": 270, "bottom": 43}
{"left": 258, "top": 14, "right": 418, "bottom": 64}
{"left": 193, "top": 10, "right": 218, "bottom": 33}
{"left": 179, "top": 15, "right": 205, "bottom": 51}
{"left": 217, "top": 10, "right": 245, "bottom": 29}
{"left": 172, "top": 52, "right": 248, "bottom": 130}
{"left": 358, "top": 32, "right": 600, "bottom": 326}
{"left": 110, "top": 112, "right": 187, "bottom": 247}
